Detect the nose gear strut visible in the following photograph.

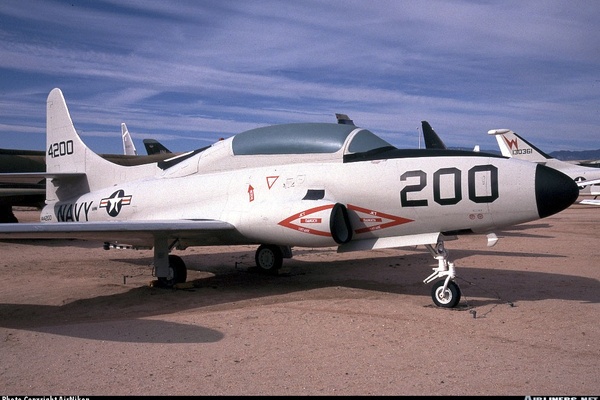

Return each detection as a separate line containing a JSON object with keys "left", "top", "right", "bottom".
{"left": 423, "top": 240, "right": 461, "bottom": 308}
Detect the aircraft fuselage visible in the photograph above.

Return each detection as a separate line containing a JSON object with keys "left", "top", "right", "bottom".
{"left": 41, "top": 152, "right": 567, "bottom": 249}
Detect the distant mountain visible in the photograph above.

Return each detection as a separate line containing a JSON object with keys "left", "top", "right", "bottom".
{"left": 549, "top": 149, "right": 600, "bottom": 162}
{"left": 447, "top": 147, "right": 501, "bottom": 155}
{"left": 447, "top": 147, "right": 600, "bottom": 163}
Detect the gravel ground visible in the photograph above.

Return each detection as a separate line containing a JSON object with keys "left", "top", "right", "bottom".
{"left": 0, "top": 202, "right": 598, "bottom": 395}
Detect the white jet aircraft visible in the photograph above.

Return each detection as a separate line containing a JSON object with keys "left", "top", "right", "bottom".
{"left": 0, "top": 89, "right": 579, "bottom": 308}
{"left": 489, "top": 129, "right": 600, "bottom": 205}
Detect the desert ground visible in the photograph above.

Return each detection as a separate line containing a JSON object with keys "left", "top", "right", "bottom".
{"left": 0, "top": 200, "right": 598, "bottom": 396}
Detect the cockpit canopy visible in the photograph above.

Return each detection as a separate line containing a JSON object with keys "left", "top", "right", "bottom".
{"left": 159, "top": 123, "right": 396, "bottom": 176}
{"left": 231, "top": 123, "right": 393, "bottom": 156}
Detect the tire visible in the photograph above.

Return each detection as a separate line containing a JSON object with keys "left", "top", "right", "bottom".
{"left": 157, "top": 255, "right": 187, "bottom": 287}
{"left": 431, "top": 280, "right": 461, "bottom": 308}
{"left": 255, "top": 244, "right": 283, "bottom": 273}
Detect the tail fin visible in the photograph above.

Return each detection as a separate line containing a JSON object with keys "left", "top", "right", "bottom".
{"left": 45, "top": 88, "right": 155, "bottom": 202}
{"left": 335, "top": 113, "right": 355, "bottom": 126}
{"left": 488, "top": 129, "right": 552, "bottom": 163}
{"left": 143, "top": 139, "right": 172, "bottom": 155}
{"left": 121, "top": 123, "right": 138, "bottom": 155}
{"left": 421, "top": 121, "right": 447, "bottom": 150}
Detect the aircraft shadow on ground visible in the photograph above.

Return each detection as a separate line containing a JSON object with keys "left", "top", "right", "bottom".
{"left": 27, "top": 319, "right": 224, "bottom": 344}
{"left": 492, "top": 223, "right": 555, "bottom": 239}
{"left": 1, "top": 248, "right": 598, "bottom": 344}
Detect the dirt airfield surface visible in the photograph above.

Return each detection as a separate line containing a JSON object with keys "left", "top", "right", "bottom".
{"left": 0, "top": 202, "right": 598, "bottom": 396}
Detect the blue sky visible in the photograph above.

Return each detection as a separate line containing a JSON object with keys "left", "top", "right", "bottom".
{"left": 0, "top": 0, "right": 598, "bottom": 155}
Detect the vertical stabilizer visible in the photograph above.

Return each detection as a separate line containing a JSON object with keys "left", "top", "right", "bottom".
{"left": 45, "top": 88, "right": 156, "bottom": 202}
{"left": 488, "top": 129, "right": 551, "bottom": 162}
{"left": 46, "top": 88, "right": 92, "bottom": 175}
{"left": 421, "top": 121, "right": 447, "bottom": 150}
{"left": 335, "top": 113, "right": 355, "bottom": 125}
{"left": 143, "top": 139, "right": 172, "bottom": 155}
{"left": 121, "top": 123, "right": 138, "bottom": 155}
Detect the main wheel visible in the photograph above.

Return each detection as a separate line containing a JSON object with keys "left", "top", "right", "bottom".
{"left": 157, "top": 255, "right": 187, "bottom": 287}
{"left": 431, "top": 280, "right": 461, "bottom": 308}
{"left": 255, "top": 244, "right": 283, "bottom": 274}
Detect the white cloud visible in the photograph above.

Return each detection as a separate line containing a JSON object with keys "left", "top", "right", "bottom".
{"left": 0, "top": 0, "right": 598, "bottom": 153}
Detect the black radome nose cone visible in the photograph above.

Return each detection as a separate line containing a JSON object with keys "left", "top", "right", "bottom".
{"left": 535, "top": 164, "right": 579, "bottom": 218}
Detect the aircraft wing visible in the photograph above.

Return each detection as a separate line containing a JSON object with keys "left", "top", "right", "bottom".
{"left": 576, "top": 178, "right": 600, "bottom": 188}
{"left": 0, "top": 219, "right": 240, "bottom": 247}
{"left": 337, "top": 232, "right": 455, "bottom": 252}
{"left": 579, "top": 199, "right": 600, "bottom": 206}
{"left": 0, "top": 172, "right": 86, "bottom": 184}
{"left": 0, "top": 187, "right": 45, "bottom": 197}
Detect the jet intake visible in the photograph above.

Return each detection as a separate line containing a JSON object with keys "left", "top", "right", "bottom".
{"left": 330, "top": 203, "right": 352, "bottom": 244}
{"left": 237, "top": 200, "right": 353, "bottom": 247}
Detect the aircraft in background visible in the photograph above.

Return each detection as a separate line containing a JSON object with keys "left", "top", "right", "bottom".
{"left": 123, "top": 122, "right": 179, "bottom": 156}
{"left": 335, "top": 113, "right": 355, "bottom": 125}
{"left": 121, "top": 123, "right": 137, "bottom": 155}
{"left": 420, "top": 121, "right": 448, "bottom": 150}
{"left": 0, "top": 147, "right": 48, "bottom": 222}
{"left": 488, "top": 129, "right": 600, "bottom": 205}
{"left": 0, "top": 124, "right": 177, "bottom": 222}
{"left": 421, "top": 121, "right": 485, "bottom": 152}
{"left": 0, "top": 89, "right": 579, "bottom": 308}
{"left": 143, "top": 138, "right": 173, "bottom": 155}
{"left": 420, "top": 122, "right": 599, "bottom": 205}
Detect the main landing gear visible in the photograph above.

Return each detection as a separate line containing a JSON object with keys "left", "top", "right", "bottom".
{"left": 157, "top": 254, "right": 187, "bottom": 287}
{"left": 151, "top": 240, "right": 293, "bottom": 287}
{"left": 254, "top": 244, "right": 292, "bottom": 274}
{"left": 152, "top": 238, "right": 187, "bottom": 287}
{"left": 423, "top": 240, "right": 461, "bottom": 308}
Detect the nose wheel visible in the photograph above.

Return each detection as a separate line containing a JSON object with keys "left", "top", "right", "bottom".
{"left": 423, "top": 240, "right": 462, "bottom": 308}
{"left": 431, "top": 279, "right": 461, "bottom": 308}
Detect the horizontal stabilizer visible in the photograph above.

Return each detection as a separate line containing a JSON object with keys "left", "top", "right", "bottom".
{"left": 487, "top": 129, "right": 512, "bottom": 136}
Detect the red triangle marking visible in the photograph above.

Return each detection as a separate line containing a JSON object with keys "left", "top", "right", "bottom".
{"left": 347, "top": 204, "right": 413, "bottom": 233}
{"left": 278, "top": 204, "right": 333, "bottom": 237}
{"left": 266, "top": 176, "right": 279, "bottom": 189}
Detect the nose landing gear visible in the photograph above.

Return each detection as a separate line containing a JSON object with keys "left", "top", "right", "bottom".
{"left": 423, "top": 240, "right": 461, "bottom": 308}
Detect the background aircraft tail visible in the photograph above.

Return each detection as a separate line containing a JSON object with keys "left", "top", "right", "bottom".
{"left": 121, "top": 123, "right": 138, "bottom": 155}
{"left": 335, "top": 113, "right": 355, "bottom": 125}
{"left": 143, "top": 139, "right": 172, "bottom": 155}
{"left": 488, "top": 129, "right": 551, "bottom": 163}
{"left": 45, "top": 88, "right": 156, "bottom": 202}
{"left": 421, "top": 121, "right": 447, "bottom": 150}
